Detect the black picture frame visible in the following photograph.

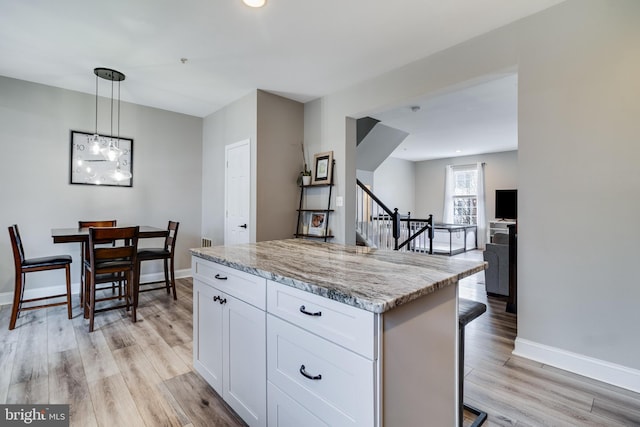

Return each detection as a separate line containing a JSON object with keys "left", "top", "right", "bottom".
{"left": 69, "top": 130, "right": 133, "bottom": 187}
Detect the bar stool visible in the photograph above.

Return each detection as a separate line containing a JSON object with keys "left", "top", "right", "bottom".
{"left": 459, "top": 298, "right": 488, "bottom": 427}
{"left": 136, "top": 221, "right": 179, "bottom": 301}
{"left": 78, "top": 220, "right": 117, "bottom": 305}
{"left": 7, "top": 224, "right": 72, "bottom": 330}
{"left": 84, "top": 226, "right": 139, "bottom": 332}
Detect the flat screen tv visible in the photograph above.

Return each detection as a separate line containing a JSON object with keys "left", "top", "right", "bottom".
{"left": 495, "top": 189, "right": 517, "bottom": 220}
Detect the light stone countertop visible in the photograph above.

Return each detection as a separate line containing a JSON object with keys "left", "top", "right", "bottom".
{"left": 190, "top": 239, "right": 486, "bottom": 314}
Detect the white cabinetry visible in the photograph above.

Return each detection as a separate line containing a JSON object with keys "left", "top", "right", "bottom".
{"left": 192, "top": 253, "right": 459, "bottom": 426}
{"left": 192, "top": 258, "right": 266, "bottom": 427}
{"left": 266, "top": 280, "right": 376, "bottom": 427}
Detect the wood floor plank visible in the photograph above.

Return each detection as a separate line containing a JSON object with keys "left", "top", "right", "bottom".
{"left": 591, "top": 394, "right": 640, "bottom": 426}
{"left": 6, "top": 377, "right": 48, "bottom": 404}
{"left": 73, "top": 317, "right": 120, "bottom": 383}
{"left": 101, "top": 319, "right": 138, "bottom": 351}
{"left": 143, "top": 309, "right": 192, "bottom": 348}
{"left": 48, "top": 348, "right": 98, "bottom": 427}
{"left": 47, "top": 305, "right": 77, "bottom": 354}
{"left": 163, "top": 371, "right": 246, "bottom": 427}
{"left": 173, "top": 342, "right": 194, "bottom": 370}
{"left": 88, "top": 374, "right": 146, "bottom": 427}
{"left": 0, "top": 306, "right": 19, "bottom": 403}
{"left": 112, "top": 344, "right": 183, "bottom": 427}
{"left": 11, "top": 310, "right": 48, "bottom": 385}
{"left": 127, "top": 313, "right": 191, "bottom": 381}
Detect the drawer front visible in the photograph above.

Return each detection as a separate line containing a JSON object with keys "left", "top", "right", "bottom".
{"left": 268, "top": 382, "right": 329, "bottom": 427}
{"left": 267, "top": 315, "right": 374, "bottom": 426}
{"left": 267, "top": 280, "right": 375, "bottom": 359}
{"left": 192, "top": 257, "right": 265, "bottom": 310}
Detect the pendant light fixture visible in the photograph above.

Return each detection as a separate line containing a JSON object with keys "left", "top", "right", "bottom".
{"left": 242, "top": 0, "right": 266, "bottom": 7}
{"left": 89, "top": 67, "right": 131, "bottom": 182}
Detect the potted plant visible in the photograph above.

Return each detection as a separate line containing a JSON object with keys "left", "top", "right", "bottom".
{"left": 299, "top": 142, "right": 312, "bottom": 186}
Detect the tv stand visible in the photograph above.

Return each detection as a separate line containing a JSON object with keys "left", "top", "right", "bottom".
{"left": 489, "top": 219, "right": 516, "bottom": 243}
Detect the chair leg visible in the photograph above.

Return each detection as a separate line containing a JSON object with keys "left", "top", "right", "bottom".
{"left": 169, "top": 258, "right": 177, "bottom": 300}
{"left": 460, "top": 324, "right": 487, "bottom": 427}
{"left": 88, "top": 274, "right": 96, "bottom": 332}
{"left": 65, "top": 264, "right": 72, "bottom": 320}
{"left": 84, "top": 265, "right": 90, "bottom": 319}
{"left": 8, "top": 271, "right": 23, "bottom": 330}
{"left": 163, "top": 259, "right": 171, "bottom": 295}
{"left": 80, "top": 243, "right": 85, "bottom": 306}
{"left": 130, "top": 270, "right": 138, "bottom": 323}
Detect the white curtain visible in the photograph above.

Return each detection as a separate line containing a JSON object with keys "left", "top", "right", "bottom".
{"left": 443, "top": 165, "right": 454, "bottom": 224}
{"left": 476, "top": 162, "right": 487, "bottom": 249}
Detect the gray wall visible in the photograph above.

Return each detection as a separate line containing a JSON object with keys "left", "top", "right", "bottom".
{"left": 256, "top": 91, "right": 304, "bottom": 242}
{"left": 372, "top": 157, "right": 416, "bottom": 216}
{"left": 0, "top": 76, "right": 203, "bottom": 302}
{"left": 303, "top": 0, "right": 640, "bottom": 388}
{"left": 202, "top": 91, "right": 257, "bottom": 245}
{"left": 202, "top": 90, "right": 303, "bottom": 245}
{"left": 414, "top": 151, "right": 518, "bottom": 223}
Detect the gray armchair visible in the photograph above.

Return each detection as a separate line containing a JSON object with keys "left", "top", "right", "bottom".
{"left": 483, "top": 233, "right": 510, "bottom": 296}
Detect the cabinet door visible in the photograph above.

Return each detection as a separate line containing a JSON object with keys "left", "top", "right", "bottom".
{"left": 224, "top": 294, "right": 267, "bottom": 427}
{"left": 193, "top": 279, "right": 224, "bottom": 393}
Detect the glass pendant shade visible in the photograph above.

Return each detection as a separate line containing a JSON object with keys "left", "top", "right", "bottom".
{"left": 89, "top": 133, "right": 102, "bottom": 155}
{"left": 101, "top": 139, "right": 123, "bottom": 161}
{"left": 112, "top": 161, "right": 132, "bottom": 181}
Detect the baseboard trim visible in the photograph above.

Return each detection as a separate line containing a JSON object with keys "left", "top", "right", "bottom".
{"left": 0, "top": 269, "right": 192, "bottom": 307}
{"left": 513, "top": 337, "right": 640, "bottom": 394}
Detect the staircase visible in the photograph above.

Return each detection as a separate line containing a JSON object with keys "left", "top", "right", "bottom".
{"left": 356, "top": 179, "right": 433, "bottom": 253}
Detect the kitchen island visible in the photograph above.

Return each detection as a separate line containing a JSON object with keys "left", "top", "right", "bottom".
{"left": 191, "top": 239, "right": 485, "bottom": 427}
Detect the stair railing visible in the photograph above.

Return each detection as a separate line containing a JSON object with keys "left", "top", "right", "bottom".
{"left": 356, "top": 180, "right": 433, "bottom": 253}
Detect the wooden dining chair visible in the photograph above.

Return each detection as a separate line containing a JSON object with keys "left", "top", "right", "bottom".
{"left": 7, "top": 224, "right": 72, "bottom": 330}
{"left": 78, "top": 220, "right": 117, "bottom": 305}
{"left": 84, "top": 226, "right": 139, "bottom": 332}
{"left": 136, "top": 221, "right": 180, "bottom": 302}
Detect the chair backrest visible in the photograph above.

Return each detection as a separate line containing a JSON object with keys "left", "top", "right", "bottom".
{"left": 164, "top": 221, "right": 180, "bottom": 256}
{"left": 88, "top": 226, "right": 139, "bottom": 272}
{"left": 7, "top": 224, "right": 26, "bottom": 268}
{"left": 80, "top": 220, "right": 117, "bottom": 257}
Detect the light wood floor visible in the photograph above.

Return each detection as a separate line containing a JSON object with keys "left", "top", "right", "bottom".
{"left": 1, "top": 265, "right": 639, "bottom": 426}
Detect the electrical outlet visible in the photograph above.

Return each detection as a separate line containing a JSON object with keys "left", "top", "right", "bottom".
{"left": 336, "top": 196, "right": 343, "bottom": 207}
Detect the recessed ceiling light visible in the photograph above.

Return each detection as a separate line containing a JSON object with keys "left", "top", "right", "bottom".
{"left": 455, "top": 150, "right": 462, "bottom": 153}
{"left": 243, "top": 0, "right": 266, "bottom": 7}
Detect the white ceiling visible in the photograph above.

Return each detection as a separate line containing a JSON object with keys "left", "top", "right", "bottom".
{"left": 0, "top": 0, "right": 563, "bottom": 120}
{"left": 373, "top": 72, "right": 518, "bottom": 162}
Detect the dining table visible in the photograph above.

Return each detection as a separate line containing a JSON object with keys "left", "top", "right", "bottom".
{"left": 51, "top": 225, "right": 168, "bottom": 244}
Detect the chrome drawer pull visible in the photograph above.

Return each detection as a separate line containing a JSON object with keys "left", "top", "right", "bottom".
{"left": 299, "top": 305, "right": 322, "bottom": 317}
{"left": 299, "top": 365, "right": 322, "bottom": 380}
{"left": 214, "top": 274, "right": 228, "bottom": 280}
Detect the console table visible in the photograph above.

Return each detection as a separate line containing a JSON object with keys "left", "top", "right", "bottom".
{"left": 432, "top": 223, "right": 477, "bottom": 256}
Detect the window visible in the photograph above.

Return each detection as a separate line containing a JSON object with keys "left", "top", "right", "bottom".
{"left": 452, "top": 167, "right": 478, "bottom": 225}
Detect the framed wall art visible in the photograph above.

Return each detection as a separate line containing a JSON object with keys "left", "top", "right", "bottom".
{"left": 69, "top": 130, "right": 133, "bottom": 187}
{"left": 312, "top": 150, "right": 334, "bottom": 185}
{"left": 308, "top": 212, "right": 327, "bottom": 236}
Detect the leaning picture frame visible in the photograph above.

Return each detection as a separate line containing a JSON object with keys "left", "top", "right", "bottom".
{"left": 308, "top": 212, "right": 327, "bottom": 236}
{"left": 69, "top": 130, "right": 133, "bottom": 187}
{"left": 312, "top": 151, "right": 334, "bottom": 185}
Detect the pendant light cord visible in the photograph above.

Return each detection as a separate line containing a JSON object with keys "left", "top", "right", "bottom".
{"left": 94, "top": 73, "right": 98, "bottom": 135}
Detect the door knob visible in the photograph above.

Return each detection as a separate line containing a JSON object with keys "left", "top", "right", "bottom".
{"left": 239, "top": 224, "right": 247, "bottom": 229}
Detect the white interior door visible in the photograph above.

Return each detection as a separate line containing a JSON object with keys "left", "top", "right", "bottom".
{"left": 225, "top": 139, "right": 251, "bottom": 245}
